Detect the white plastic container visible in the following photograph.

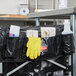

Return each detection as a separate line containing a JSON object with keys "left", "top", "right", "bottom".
{"left": 62, "top": 20, "right": 73, "bottom": 35}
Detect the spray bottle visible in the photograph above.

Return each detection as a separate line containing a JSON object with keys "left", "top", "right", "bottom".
{"left": 62, "top": 20, "right": 73, "bottom": 35}
{"left": 62, "top": 20, "right": 74, "bottom": 54}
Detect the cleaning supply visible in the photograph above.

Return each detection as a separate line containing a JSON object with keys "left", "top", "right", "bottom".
{"left": 62, "top": 20, "right": 74, "bottom": 54}
{"left": 62, "top": 20, "right": 73, "bottom": 35}
{"left": 26, "top": 37, "right": 41, "bottom": 59}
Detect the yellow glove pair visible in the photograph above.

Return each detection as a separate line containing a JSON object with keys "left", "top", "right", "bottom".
{"left": 26, "top": 37, "right": 41, "bottom": 59}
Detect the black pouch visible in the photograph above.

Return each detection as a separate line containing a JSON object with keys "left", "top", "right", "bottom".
{"left": 47, "top": 35, "right": 62, "bottom": 58}
{"left": 62, "top": 34, "right": 74, "bottom": 54}
{"left": 0, "top": 27, "right": 8, "bottom": 60}
{"left": 5, "top": 32, "right": 28, "bottom": 60}
{"left": 18, "top": 32, "right": 28, "bottom": 60}
{"left": 5, "top": 37, "right": 19, "bottom": 58}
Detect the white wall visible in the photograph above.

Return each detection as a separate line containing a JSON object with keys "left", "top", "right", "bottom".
{"left": 68, "top": 0, "right": 76, "bottom": 7}
{"left": 29, "top": 0, "right": 54, "bottom": 12}
{"left": 0, "top": 0, "right": 54, "bottom": 14}
{"left": 0, "top": 0, "right": 28, "bottom": 14}
{"left": 0, "top": 0, "right": 76, "bottom": 14}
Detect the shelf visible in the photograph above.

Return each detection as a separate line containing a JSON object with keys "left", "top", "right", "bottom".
{"left": 0, "top": 14, "right": 53, "bottom": 22}
{"left": 27, "top": 7, "right": 76, "bottom": 19}
{"left": 0, "top": 14, "right": 26, "bottom": 18}
{"left": 0, "top": 14, "right": 26, "bottom": 21}
{"left": 0, "top": 18, "right": 54, "bottom": 22}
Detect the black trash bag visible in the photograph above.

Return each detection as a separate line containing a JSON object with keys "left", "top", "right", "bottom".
{"left": 61, "top": 34, "right": 74, "bottom": 54}
{"left": 39, "top": 25, "right": 64, "bottom": 59}
{"left": 0, "top": 27, "right": 8, "bottom": 47}
{"left": 46, "top": 35, "right": 62, "bottom": 58}
{"left": 0, "top": 27, "right": 8, "bottom": 59}
{"left": 5, "top": 37, "right": 19, "bottom": 58}
{"left": 5, "top": 32, "right": 28, "bottom": 60}
{"left": 18, "top": 32, "right": 28, "bottom": 60}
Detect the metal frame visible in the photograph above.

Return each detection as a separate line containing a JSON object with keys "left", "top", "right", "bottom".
{"left": 27, "top": 7, "right": 76, "bottom": 19}
{"left": 27, "top": 7, "right": 76, "bottom": 76}
{"left": 5, "top": 15, "right": 75, "bottom": 76}
{"left": 35, "top": 15, "right": 74, "bottom": 76}
{"left": 70, "top": 14, "right": 76, "bottom": 76}
{"left": 6, "top": 61, "right": 31, "bottom": 76}
{"left": 0, "top": 8, "right": 75, "bottom": 76}
{"left": 34, "top": 15, "right": 75, "bottom": 76}
{"left": 47, "top": 59, "right": 66, "bottom": 69}
{"left": 35, "top": 18, "right": 40, "bottom": 26}
{"left": 6, "top": 57, "right": 67, "bottom": 76}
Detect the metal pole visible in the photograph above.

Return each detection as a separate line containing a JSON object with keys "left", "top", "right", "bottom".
{"left": 28, "top": 0, "right": 30, "bottom": 13}
{"left": 0, "top": 63, "right": 3, "bottom": 74}
{"left": 70, "top": 14, "right": 76, "bottom": 76}
{"left": 35, "top": 18, "right": 40, "bottom": 26}
{"left": 47, "top": 59, "right": 66, "bottom": 69}
{"left": 36, "top": 0, "right": 38, "bottom": 10}
{"left": 53, "top": 0, "right": 56, "bottom": 25}
{"left": 6, "top": 61, "right": 31, "bottom": 76}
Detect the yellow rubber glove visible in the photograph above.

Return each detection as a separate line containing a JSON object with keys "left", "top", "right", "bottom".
{"left": 26, "top": 37, "right": 41, "bottom": 59}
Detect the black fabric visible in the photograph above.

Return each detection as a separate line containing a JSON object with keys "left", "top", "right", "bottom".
{"left": 39, "top": 35, "right": 62, "bottom": 59}
{"left": 18, "top": 32, "right": 28, "bottom": 60}
{"left": 47, "top": 35, "right": 62, "bottom": 58}
{"left": 0, "top": 26, "right": 74, "bottom": 61}
{"left": 5, "top": 37, "right": 19, "bottom": 58}
{"left": 0, "top": 26, "right": 74, "bottom": 76}
{"left": 0, "top": 27, "right": 8, "bottom": 59}
{"left": 5, "top": 32, "right": 28, "bottom": 60}
{"left": 61, "top": 34, "right": 75, "bottom": 54}
{"left": 0, "top": 27, "right": 28, "bottom": 61}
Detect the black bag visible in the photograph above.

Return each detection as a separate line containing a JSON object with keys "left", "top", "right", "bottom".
{"left": 0, "top": 27, "right": 8, "bottom": 59}
{"left": 47, "top": 35, "right": 62, "bottom": 58}
{"left": 39, "top": 35, "right": 63, "bottom": 59}
{"left": 18, "top": 32, "right": 28, "bottom": 60}
{"left": 5, "top": 37, "right": 19, "bottom": 58}
{"left": 61, "top": 34, "right": 74, "bottom": 54}
{"left": 5, "top": 32, "right": 28, "bottom": 60}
